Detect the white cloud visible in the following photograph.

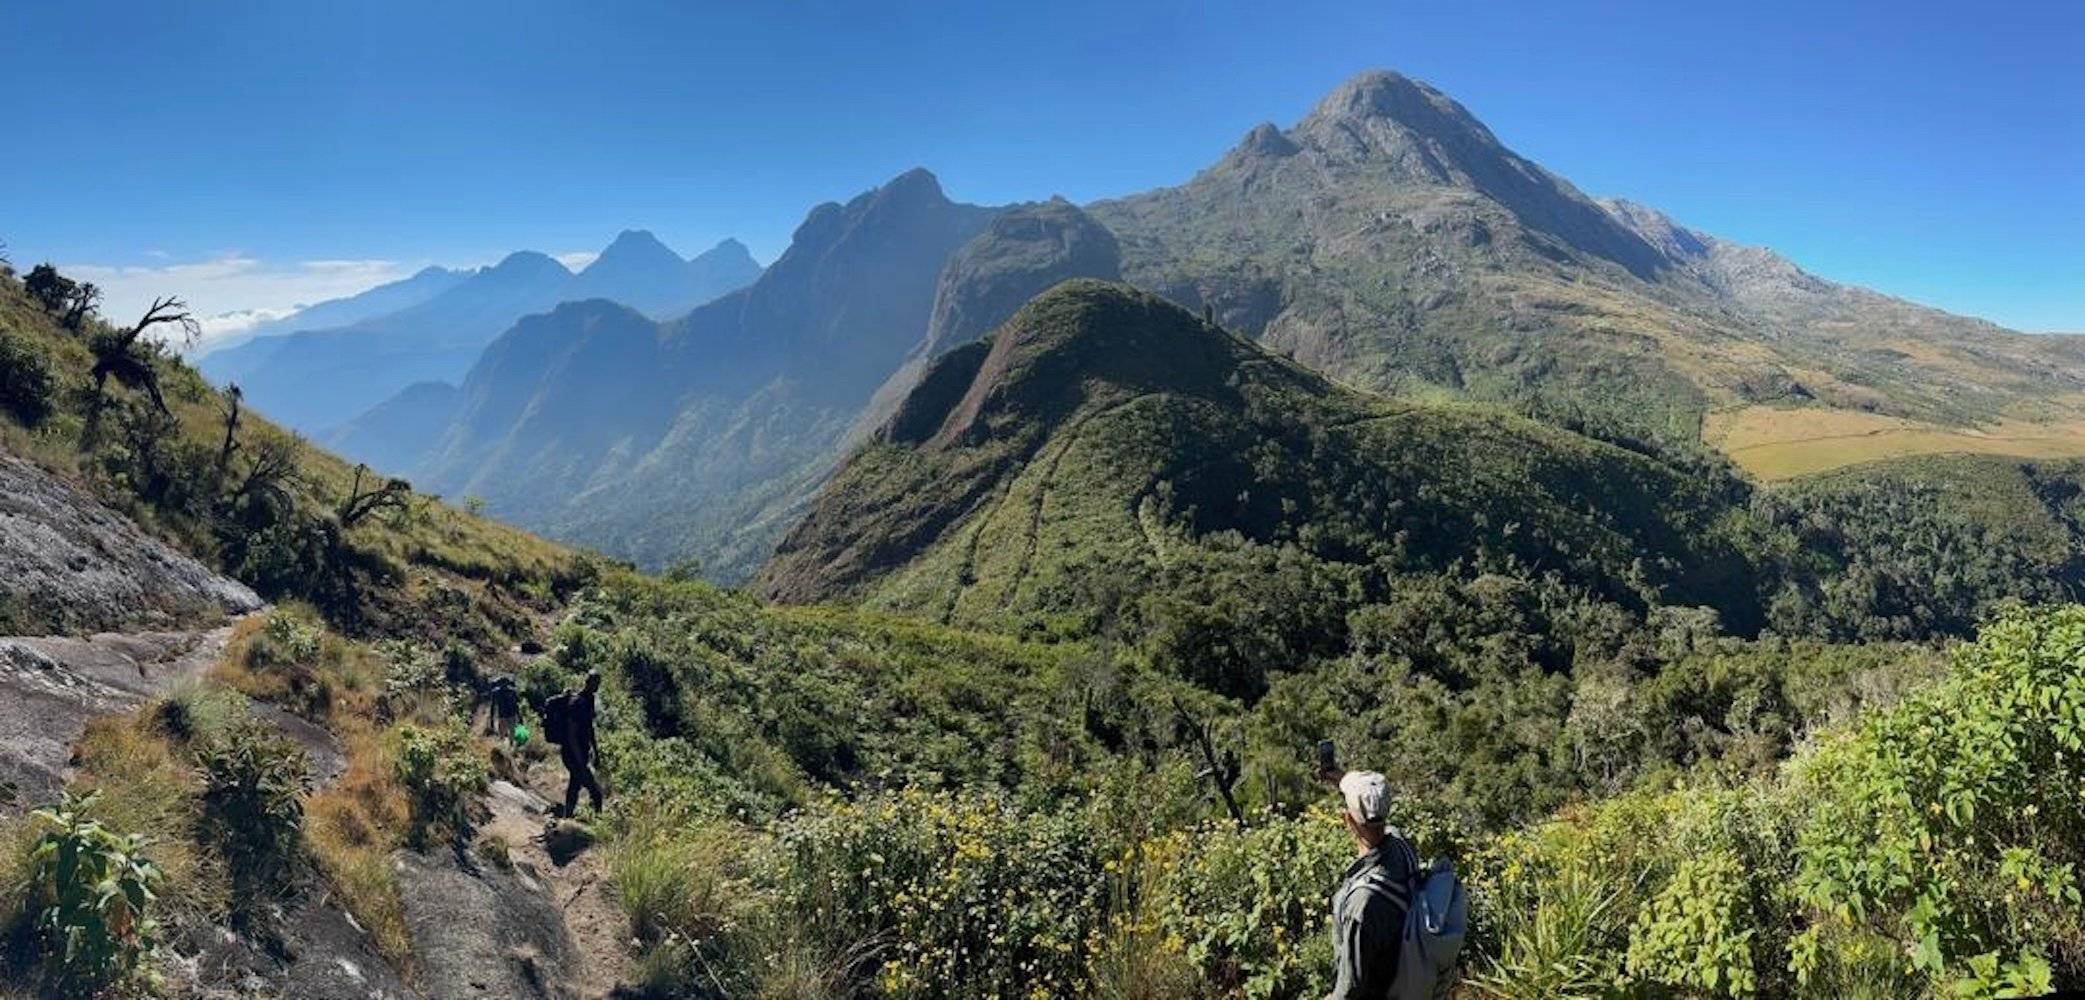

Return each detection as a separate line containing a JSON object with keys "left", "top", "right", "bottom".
{"left": 198, "top": 306, "right": 298, "bottom": 338}
{"left": 64, "top": 254, "right": 411, "bottom": 349}
{"left": 555, "top": 251, "right": 599, "bottom": 272}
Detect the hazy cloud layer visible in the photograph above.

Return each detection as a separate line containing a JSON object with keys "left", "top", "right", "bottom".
{"left": 65, "top": 255, "right": 410, "bottom": 347}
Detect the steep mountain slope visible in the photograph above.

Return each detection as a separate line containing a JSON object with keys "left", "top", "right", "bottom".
{"left": 757, "top": 281, "right": 1764, "bottom": 626}
{"left": 1087, "top": 70, "right": 2085, "bottom": 449}
{"left": 414, "top": 170, "right": 1000, "bottom": 575}
{"left": 851, "top": 197, "right": 1125, "bottom": 448}
{"left": 322, "top": 380, "right": 461, "bottom": 477}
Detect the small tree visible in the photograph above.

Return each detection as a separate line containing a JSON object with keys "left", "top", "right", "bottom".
{"left": 61, "top": 281, "right": 101, "bottom": 330}
{"left": 24, "top": 263, "right": 75, "bottom": 314}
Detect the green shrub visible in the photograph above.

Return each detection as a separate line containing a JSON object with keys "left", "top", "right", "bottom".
{"left": 394, "top": 724, "right": 487, "bottom": 848}
{"left": 1624, "top": 851, "right": 1758, "bottom": 996}
{"left": 195, "top": 719, "right": 310, "bottom": 906}
{"left": 0, "top": 329, "right": 55, "bottom": 427}
{"left": 153, "top": 680, "right": 246, "bottom": 745}
{"left": 772, "top": 789, "right": 1110, "bottom": 998}
{"left": 1139, "top": 815, "right": 1348, "bottom": 997}
{"left": 251, "top": 608, "right": 323, "bottom": 667}
{"left": 1786, "top": 604, "right": 2085, "bottom": 996}
{"left": 23, "top": 792, "right": 163, "bottom": 996}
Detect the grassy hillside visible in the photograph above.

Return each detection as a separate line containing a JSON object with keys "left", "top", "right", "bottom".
{"left": 762, "top": 281, "right": 1766, "bottom": 630}
{"left": 0, "top": 263, "right": 596, "bottom": 639}
{"left": 1709, "top": 404, "right": 2085, "bottom": 480}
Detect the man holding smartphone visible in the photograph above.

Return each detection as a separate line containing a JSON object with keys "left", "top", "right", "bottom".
{"left": 1326, "top": 770, "right": 1417, "bottom": 998}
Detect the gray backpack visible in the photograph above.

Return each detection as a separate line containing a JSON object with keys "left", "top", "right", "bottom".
{"left": 1390, "top": 839, "right": 1468, "bottom": 1000}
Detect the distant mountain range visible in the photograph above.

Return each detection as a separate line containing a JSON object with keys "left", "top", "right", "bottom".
{"left": 303, "top": 70, "right": 2085, "bottom": 583}
{"left": 199, "top": 233, "right": 760, "bottom": 431}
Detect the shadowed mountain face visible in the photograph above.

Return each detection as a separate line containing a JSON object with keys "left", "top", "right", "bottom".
{"left": 200, "top": 235, "right": 761, "bottom": 437}
{"left": 850, "top": 198, "right": 1125, "bottom": 448}
{"left": 401, "top": 169, "right": 1002, "bottom": 575}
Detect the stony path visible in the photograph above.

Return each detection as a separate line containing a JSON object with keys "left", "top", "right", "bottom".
{"left": 0, "top": 620, "right": 247, "bottom": 815}
{"left": 468, "top": 770, "right": 640, "bottom": 999}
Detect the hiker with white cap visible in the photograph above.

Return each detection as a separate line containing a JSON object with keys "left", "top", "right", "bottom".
{"left": 1323, "top": 755, "right": 1467, "bottom": 1000}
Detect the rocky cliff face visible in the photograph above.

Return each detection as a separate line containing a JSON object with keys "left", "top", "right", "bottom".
{"left": 0, "top": 455, "right": 259, "bottom": 635}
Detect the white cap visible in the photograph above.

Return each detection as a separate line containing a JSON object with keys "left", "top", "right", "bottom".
{"left": 1339, "top": 770, "right": 1391, "bottom": 825}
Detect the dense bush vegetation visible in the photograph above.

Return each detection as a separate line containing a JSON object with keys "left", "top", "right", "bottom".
{"left": 0, "top": 328, "right": 56, "bottom": 426}
{"left": 394, "top": 723, "right": 489, "bottom": 848}
{"left": 578, "top": 602, "right": 2083, "bottom": 998}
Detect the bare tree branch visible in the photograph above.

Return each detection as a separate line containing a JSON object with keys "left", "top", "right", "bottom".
{"left": 338, "top": 463, "right": 412, "bottom": 528}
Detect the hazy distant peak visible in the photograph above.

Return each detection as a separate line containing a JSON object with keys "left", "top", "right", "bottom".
{"left": 585, "top": 229, "right": 683, "bottom": 273}
{"left": 692, "top": 237, "right": 758, "bottom": 267}
{"left": 490, "top": 249, "right": 571, "bottom": 277}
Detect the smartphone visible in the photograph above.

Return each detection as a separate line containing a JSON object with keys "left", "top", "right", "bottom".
{"left": 1315, "top": 739, "right": 1338, "bottom": 776}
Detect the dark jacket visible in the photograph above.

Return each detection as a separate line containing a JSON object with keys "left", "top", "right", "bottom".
{"left": 562, "top": 689, "right": 597, "bottom": 759}
{"left": 1328, "top": 833, "right": 1417, "bottom": 1000}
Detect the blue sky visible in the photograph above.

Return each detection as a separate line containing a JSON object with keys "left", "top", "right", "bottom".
{"left": 4, "top": 0, "right": 2080, "bottom": 336}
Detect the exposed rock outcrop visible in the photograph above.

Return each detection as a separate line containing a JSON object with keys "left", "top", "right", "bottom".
{"left": 0, "top": 455, "right": 259, "bottom": 635}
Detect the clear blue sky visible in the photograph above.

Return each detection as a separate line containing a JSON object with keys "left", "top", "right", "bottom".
{"left": 4, "top": 0, "right": 2080, "bottom": 332}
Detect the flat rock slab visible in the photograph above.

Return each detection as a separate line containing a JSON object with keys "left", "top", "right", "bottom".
{"left": 395, "top": 848, "right": 578, "bottom": 1000}
{"left": 0, "top": 624, "right": 239, "bottom": 815}
{"left": 177, "top": 880, "right": 412, "bottom": 1000}
{"left": 0, "top": 454, "right": 260, "bottom": 634}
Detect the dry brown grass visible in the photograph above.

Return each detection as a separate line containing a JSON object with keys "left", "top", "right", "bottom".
{"left": 69, "top": 712, "right": 230, "bottom": 928}
{"left": 1706, "top": 404, "right": 2085, "bottom": 479}
{"left": 306, "top": 728, "right": 413, "bottom": 968}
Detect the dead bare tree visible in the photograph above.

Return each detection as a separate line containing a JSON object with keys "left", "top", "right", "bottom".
{"left": 227, "top": 435, "right": 301, "bottom": 512}
{"left": 90, "top": 297, "right": 199, "bottom": 414}
{"left": 216, "top": 383, "right": 244, "bottom": 475}
{"left": 338, "top": 463, "right": 412, "bottom": 528}
{"left": 1173, "top": 697, "right": 1246, "bottom": 828}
